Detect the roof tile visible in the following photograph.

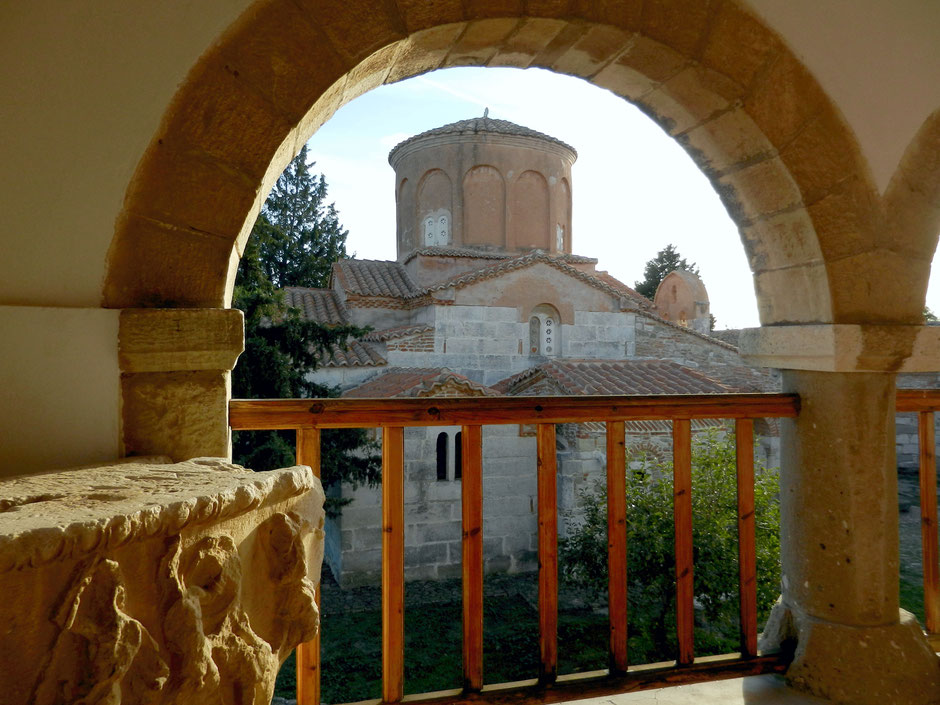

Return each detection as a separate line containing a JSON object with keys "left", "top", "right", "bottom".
{"left": 317, "top": 340, "right": 386, "bottom": 367}
{"left": 390, "top": 117, "right": 577, "bottom": 162}
{"left": 335, "top": 259, "right": 422, "bottom": 298}
{"left": 344, "top": 367, "right": 501, "bottom": 398}
{"left": 282, "top": 287, "right": 348, "bottom": 325}
{"left": 495, "top": 359, "right": 739, "bottom": 396}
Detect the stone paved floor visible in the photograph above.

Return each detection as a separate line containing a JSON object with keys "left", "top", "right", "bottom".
{"left": 570, "top": 675, "right": 830, "bottom": 705}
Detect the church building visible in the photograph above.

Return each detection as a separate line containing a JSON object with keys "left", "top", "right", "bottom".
{"left": 288, "top": 116, "right": 777, "bottom": 585}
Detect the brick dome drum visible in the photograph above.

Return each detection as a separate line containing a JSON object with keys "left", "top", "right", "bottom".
{"left": 389, "top": 116, "right": 577, "bottom": 259}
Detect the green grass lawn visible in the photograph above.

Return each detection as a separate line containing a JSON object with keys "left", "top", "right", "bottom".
{"left": 274, "top": 589, "right": 611, "bottom": 702}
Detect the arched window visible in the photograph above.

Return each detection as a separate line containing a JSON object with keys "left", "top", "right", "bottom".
{"left": 455, "top": 431, "right": 463, "bottom": 480}
{"left": 529, "top": 304, "right": 561, "bottom": 357}
{"left": 436, "top": 432, "right": 448, "bottom": 481}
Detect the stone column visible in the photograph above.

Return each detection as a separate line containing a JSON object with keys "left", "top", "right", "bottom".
{"left": 118, "top": 308, "right": 244, "bottom": 461}
{"left": 741, "top": 324, "right": 940, "bottom": 705}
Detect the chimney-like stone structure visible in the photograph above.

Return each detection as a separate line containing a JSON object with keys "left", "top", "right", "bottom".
{"left": 389, "top": 116, "right": 577, "bottom": 259}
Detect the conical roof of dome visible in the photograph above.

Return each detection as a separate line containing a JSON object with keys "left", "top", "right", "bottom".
{"left": 388, "top": 115, "right": 577, "bottom": 163}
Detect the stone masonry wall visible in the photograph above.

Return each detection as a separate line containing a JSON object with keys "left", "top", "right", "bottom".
{"left": 385, "top": 304, "right": 640, "bottom": 386}
{"left": 328, "top": 424, "right": 538, "bottom": 587}
{"left": 635, "top": 315, "right": 779, "bottom": 392}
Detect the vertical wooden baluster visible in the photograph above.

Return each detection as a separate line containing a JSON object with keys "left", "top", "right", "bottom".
{"left": 735, "top": 419, "right": 758, "bottom": 658}
{"left": 606, "top": 421, "right": 628, "bottom": 674}
{"left": 461, "top": 425, "right": 484, "bottom": 692}
{"left": 296, "top": 428, "right": 321, "bottom": 705}
{"left": 537, "top": 423, "right": 558, "bottom": 685}
{"left": 673, "top": 418, "right": 694, "bottom": 666}
{"left": 920, "top": 411, "right": 940, "bottom": 635}
{"left": 383, "top": 427, "right": 405, "bottom": 703}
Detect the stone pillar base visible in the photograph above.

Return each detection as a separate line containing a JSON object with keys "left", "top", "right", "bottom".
{"left": 761, "top": 601, "right": 940, "bottom": 705}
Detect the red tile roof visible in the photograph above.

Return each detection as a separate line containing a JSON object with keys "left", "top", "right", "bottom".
{"left": 593, "top": 271, "right": 651, "bottom": 307}
{"left": 389, "top": 117, "right": 577, "bottom": 163}
{"left": 317, "top": 340, "right": 386, "bottom": 367}
{"left": 343, "top": 367, "right": 500, "bottom": 398}
{"left": 283, "top": 287, "right": 348, "bottom": 325}
{"left": 403, "top": 246, "right": 513, "bottom": 262}
{"left": 334, "top": 259, "right": 422, "bottom": 298}
{"left": 362, "top": 324, "right": 434, "bottom": 342}
{"left": 494, "top": 359, "right": 738, "bottom": 396}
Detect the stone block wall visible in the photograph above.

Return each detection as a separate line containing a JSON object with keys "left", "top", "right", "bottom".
{"left": 635, "top": 316, "right": 779, "bottom": 392}
{"left": 566, "top": 311, "right": 636, "bottom": 358}
{"left": 327, "top": 424, "right": 539, "bottom": 587}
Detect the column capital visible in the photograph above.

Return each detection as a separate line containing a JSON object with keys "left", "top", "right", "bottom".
{"left": 119, "top": 308, "right": 244, "bottom": 373}
{"left": 739, "top": 323, "right": 940, "bottom": 372}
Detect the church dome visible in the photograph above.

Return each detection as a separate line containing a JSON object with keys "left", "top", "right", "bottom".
{"left": 388, "top": 116, "right": 577, "bottom": 165}
{"left": 389, "top": 115, "right": 577, "bottom": 260}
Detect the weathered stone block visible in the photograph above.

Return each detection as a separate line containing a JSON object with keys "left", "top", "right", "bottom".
{"left": 418, "top": 521, "right": 461, "bottom": 544}
{"left": 405, "top": 542, "right": 447, "bottom": 567}
{"left": 0, "top": 458, "right": 324, "bottom": 705}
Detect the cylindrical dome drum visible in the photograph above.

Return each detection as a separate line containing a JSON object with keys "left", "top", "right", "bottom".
{"left": 389, "top": 116, "right": 577, "bottom": 260}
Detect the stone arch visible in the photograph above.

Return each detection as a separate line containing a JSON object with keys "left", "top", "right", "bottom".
{"left": 882, "top": 108, "right": 940, "bottom": 319}
{"left": 102, "top": 0, "right": 908, "bottom": 325}
{"left": 462, "top": 165, "right": 505, "bottom": 248}
{"left": 416, "top": 169, "right": 453, "bottom": 247}
{"left": 510, "top": 170, "right": 550, "bottom": 251}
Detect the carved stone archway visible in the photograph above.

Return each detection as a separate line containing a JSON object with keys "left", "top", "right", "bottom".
{"left": 103, "top": 0, "right": 913, "bottom": 327}
{"left": 101, "top": 5, "right": 940, "bottom": 701}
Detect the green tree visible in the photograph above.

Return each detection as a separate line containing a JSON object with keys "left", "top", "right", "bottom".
{"left": 634, "top": 244, "right": 699, "bottom": 300}
{"left": 232, "top": 146, "right": 380, "bottom": 514}
{"left": 559, "top": 430, "right": 780, "bottom": 663}
{"left": 926, "top": 306, "right": 938, "bottom": 323}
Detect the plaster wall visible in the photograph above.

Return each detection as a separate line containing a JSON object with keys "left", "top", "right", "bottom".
{"left": 453, "top": 263, "right": 619, "bottom": 320}
{"left": 0, "top": 306, "right": 121, "bottom": 474}
{"left": 747, "top": 0, "right": 940, "bottom": 192}
{"left": 0, "top": 1, "right": 250, "bottom": 307}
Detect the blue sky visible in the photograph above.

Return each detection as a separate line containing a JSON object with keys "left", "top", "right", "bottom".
{"left": 304, "top": 67, "right": 939, "bottom": 329}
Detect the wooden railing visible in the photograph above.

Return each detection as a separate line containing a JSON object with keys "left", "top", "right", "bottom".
{"left": 897, "top": 390, "right": 940, "bottom": 643}
{"left": 231, "top": 393, "right": 801, "bottom": 704}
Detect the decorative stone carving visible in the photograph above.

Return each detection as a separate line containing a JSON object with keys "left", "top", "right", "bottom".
{"left": 0, "top": 458, "right": 324, "bottom": 705}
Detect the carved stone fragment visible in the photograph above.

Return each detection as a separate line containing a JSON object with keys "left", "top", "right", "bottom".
{"left": 0, "top": 458, "right": 324, "bottom": 705}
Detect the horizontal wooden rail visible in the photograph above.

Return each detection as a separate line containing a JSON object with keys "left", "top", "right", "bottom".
{"left": 898, "top": 390, "right": 940, "bottom": 413}
{"left": 230, "top": 393, "right": 800, "bottom": 430}
{"left": 234, "top": 389, "right": 940, "bottom": 705}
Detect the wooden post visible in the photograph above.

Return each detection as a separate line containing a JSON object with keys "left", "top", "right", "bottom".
{"left": 537, "top": 423, "right": 558, "bottom": 685}
{"left": 673, "top": 419, "right": 694, "bottom": 666}
{"left": 461, "top": 425, "right": 484, "bottom": 692}
{"left": 735, "top": 419, "right": 758, "bottom": 658}
{"left": 383, "top": 427, "right": 405, "bottom": 703}
{"left": 296, "top": 428, "right": 321, "bottom": 705}
{"left": 920, "top": 411, "right": 940, "bottom": 635}
{"left": 606, "top": 421, "right": 628, "bottom": 674}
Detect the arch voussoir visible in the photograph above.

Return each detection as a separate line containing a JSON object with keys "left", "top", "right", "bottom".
{"left": 487, "top": 17, "right": 567, "bottom": 69}
{"left": 104, "top": 0, "right": 888, "bottom": 329}
{"left": 443, "top": 18, "right": 524, "bottom": 67}
{"left": 884, "top": 109, "right": 940, "bottom": 261}
{"left": 216, "top": 0, "right": 353, "bottom": 125}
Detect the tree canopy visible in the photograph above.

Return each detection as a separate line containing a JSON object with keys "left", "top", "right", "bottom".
{"left": 634, "top": 244, "right": 699, "bottom": 300}
{"left": 232, "top": 146, "right": 380, "bottom": 511}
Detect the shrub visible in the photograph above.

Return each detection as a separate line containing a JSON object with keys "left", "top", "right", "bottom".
{"left": 559, "top": 429, "right": 781, "bottom": 663}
